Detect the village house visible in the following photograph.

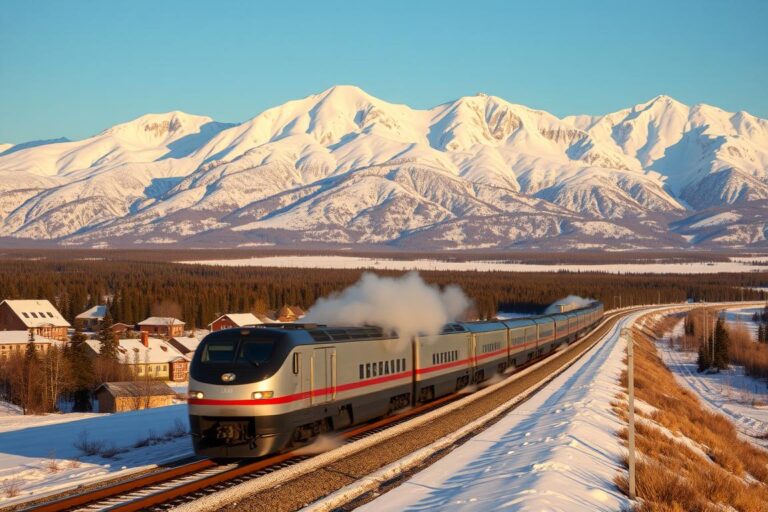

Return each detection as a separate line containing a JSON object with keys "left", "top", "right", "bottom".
{"left": 110, "top": 322, "right": 135, "bottom": 336}
{"left": 84, "top": 332, "right": 189, "bottom": 382}
{"left": 0, "top": 299, "right": 70, "bottom": 341}
{"left": 0, "top": 331, "right": 56, "bottom": 361}
{"left": 75, "top": 304, "right": 108, "bottom": 330}
{"left": 276, "top": 305, "right": 305, "bottom": 323}
{"left": 208, "top": 313, "right": 262, "bottom": 332}
{"left": 167, "top": 335, "right": 201, "bottom": 356}
{"left": 94, "top": 381, "right": 177, "bottom": 413}
{"left": 137, "top": 317, "right": 185, "bottom": 338}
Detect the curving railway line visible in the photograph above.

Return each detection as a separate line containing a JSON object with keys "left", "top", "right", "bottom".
{"left": 24, "top": 306, "right": 646, "bottom": 512}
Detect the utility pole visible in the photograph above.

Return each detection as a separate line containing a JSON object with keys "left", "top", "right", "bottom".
{"left": 623, "top": 327, "right": 636, "bottom": 500}
{"left": 703, "top": 307, "right": 707, "bottom": 362}
{"left": 711, "top": 312, "right": 716, "bottom": 369}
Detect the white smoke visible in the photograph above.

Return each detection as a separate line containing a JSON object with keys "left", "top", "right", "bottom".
{"left": 543, "top": 295, "right": 594, "bottom": 315}
{"left": 303, "top": 272, "right": 471, "bottom": 339}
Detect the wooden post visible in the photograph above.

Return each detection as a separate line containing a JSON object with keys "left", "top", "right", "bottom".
{"left": 624, "top": 327, "right": 636, "bottom": 500}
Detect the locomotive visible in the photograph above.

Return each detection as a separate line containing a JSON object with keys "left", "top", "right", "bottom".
{"left": 187, "top": 302, "right": 604, "bottom": 458}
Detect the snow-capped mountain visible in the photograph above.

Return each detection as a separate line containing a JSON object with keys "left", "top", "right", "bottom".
{"left": 1, "top": 86, "right": 766, "bottom": 250}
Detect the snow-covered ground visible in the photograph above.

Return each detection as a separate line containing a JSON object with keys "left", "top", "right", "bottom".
{"left": 0, "top": 403, "right": 192, "bottom": 506}
{"left": 656, "top": 320, "right": 768, "bottom": 445}
{"left": 357, "top": 312, "right": 642, "bottom": 511}
{"left": 180, "top": 255, "right": 768, "bottom": 275}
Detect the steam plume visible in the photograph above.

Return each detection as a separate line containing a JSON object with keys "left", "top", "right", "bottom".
{"left": 303, "top": 272, "right": 470, "bottom": 339}
{"left": 543, "top": 295, "right": 594, "bottom": 315}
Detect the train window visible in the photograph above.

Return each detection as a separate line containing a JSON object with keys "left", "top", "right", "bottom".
{"left": 372, "top": 363, "right": 377, "bottom": 377}
{"left": 359, "top": 364, "right": 364, "bottom": 380}
{"left": 396, "top": 359, "right": 401, "bottom": 372}
{"left": 366, "top": 363, "right": 371, "bottom": 378}
{"left": 391, "top": 360, "right": 395, "bottom": 373}
{"left": 293, "top": 353, "right": 300, "bottom": 374}
{"left": 432, "top": 354, "right": 436, "bottom": 365}
{"left": 201, "top": 340, "right": 237, "bottom": 363}
{"left": 237, "top": 340, "right": 274, "bottom": 366}
{"left": 384, "top": 361, "right": 390, "bottom": 374}
{"left": 378, "top": 362, "right": 384, "bottom": 376}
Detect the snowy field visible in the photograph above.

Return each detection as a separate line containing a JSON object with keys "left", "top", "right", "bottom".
{"left": 357, "top": 312, "right": 642, "bottom": 511}
{"left": 656, "top": 319, "right": 768, "bottom": 444}
{"left": 0, "top": 403, "right": 192, "bottom": 506}
{"left": 180, "top": 255, "right": 768, "bottom": 275}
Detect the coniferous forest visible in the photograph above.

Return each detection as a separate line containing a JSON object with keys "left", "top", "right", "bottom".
{"left": 0, "top": 252, "right": 766, "bottom": 326}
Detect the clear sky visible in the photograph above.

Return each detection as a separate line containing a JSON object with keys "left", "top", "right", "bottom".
{"left": 1, "top": 0, "right": 766, "bottom": 143}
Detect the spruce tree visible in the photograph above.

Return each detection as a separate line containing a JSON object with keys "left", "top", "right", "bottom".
{"left": 697, "top": 341, "right": 712, "bottom": 372}
{"left": 713, "top": 318, "right": 729, "bottom": 370}
{"left": 71, "top": 320, "right": 87, "bottom": 344}
{"left": 98, "top": 311, "right": 119, "bottom": 362}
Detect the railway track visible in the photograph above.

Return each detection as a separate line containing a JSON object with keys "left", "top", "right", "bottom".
{"left": 24, "top": 307, "right": 642, "bottom": 512}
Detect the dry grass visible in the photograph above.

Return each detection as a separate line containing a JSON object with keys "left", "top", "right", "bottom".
{"left": 728, "top": 323, "right": 768, "bottom": 380}
{"left": 616, "top": 314, "right": 768, "bottom": 511}
{"left": 1, "top": 477, "right": 23, "bottom": 498}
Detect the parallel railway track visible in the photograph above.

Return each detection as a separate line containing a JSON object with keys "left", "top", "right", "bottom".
{"left": 24, "top": 307, "right": 642, "bottom": 512}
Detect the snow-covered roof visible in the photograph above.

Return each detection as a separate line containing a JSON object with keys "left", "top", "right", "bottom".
{"left": 209, "top": 313, "right": 262, "bottom": 327}
{"left": 137, "top": 317, "right": 185, "bottom": 326}
{"left": 170, "top": 335, "right": 200, "bottom": 351}
{"left": 85, "top": 337, "right": 187, "bottom": 364}
{"left": 95, "top": 381, "right": 176, "bottom": 398}
{"left": 0, "top": 300, "right": 71, "bottom": 328}
{"left": 0, "top": 331, "right": 55, "bottom": 345}
{"left": 75, "top": 304, "right": 108, "bottom": 320}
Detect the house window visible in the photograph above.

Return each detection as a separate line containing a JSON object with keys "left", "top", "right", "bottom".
{"left": 156, "top": 365, "right": 162, "bottom": 372}
{"left": 138, "top": 366, "right": 143, "bottom": 374}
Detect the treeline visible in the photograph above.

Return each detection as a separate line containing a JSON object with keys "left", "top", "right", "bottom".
{"left": 1, "top": 257, "right": 766, "bottom": 326}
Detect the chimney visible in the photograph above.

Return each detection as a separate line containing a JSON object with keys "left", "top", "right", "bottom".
{"left": 141, "top": 331, "right": 149, "bottom": 348}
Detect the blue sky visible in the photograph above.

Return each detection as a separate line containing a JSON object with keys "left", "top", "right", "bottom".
{"left": 1, "top": 0, "right": 766, "bottom": 142}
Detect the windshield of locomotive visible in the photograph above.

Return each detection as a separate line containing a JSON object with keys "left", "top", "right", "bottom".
{"left": 201, "top": 337, "right": 275, "bottom": 366}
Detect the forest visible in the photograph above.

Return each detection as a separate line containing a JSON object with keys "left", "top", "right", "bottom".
{"left": 0, "top": 253, "right": 766, "bottom": 327}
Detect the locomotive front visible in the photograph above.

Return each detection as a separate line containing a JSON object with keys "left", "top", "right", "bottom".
{"left": 187, "top": 327, "right": 303, "bottom": 458}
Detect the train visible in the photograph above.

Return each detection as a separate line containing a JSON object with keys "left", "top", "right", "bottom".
{"left": 187, "top": 301, "right": 604, "bottom": 458}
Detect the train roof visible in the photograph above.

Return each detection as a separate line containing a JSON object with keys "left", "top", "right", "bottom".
{"left": 460, "top": 321, "right": 507, "bottom": 333}
{"left": 500, "top": 318, "right": 537, "bottom": 328}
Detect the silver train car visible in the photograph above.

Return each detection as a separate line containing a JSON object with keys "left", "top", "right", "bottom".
{"left": 188, "top": 302, "right": 604, "bottom": 458}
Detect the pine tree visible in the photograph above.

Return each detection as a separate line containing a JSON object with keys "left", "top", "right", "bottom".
{"left": 758, "top": 323, "right": 765, "bottom": 344}
{"left": 697, "top": 340, "right": 712, "bottom": 372}
{"left": 713, "top": 317, "right": 729, "bottom": 370}
{"left": 98, "top": 311, "right": 119, "bottom": 362}
{"left": 65, "top": 343, "right": 95, "bottom": 412}
{"left": 71, "top": 320, "right": 87, "bottom": 344}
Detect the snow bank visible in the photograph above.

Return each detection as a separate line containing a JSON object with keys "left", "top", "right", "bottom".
{"left": 0, "top": 404, "right": 191, "bottom": 506}
{"left": 355, "top": 313, "right": 641, "bottom": 511}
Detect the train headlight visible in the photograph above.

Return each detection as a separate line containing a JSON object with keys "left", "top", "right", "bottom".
{"left": 252, "top": 391, "right": 274, "bottom": 400}
{"left": 189, "top": 390, "right": 204, "bottom": 400}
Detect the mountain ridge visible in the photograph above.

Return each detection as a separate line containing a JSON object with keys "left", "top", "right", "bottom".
{"left": 1, "top": 85, "right": 767, "bottom": 250}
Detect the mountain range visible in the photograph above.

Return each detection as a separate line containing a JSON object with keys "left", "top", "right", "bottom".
{"left": 1, "top": 85, "right": 767, "bottom": 250}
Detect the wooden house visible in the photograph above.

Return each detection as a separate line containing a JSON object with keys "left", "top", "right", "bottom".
{"left": 94, "top": 381, "right": 177, "bottom": 413}
{"left": 0, "top": 300, "right": 70, "bottom": 341}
